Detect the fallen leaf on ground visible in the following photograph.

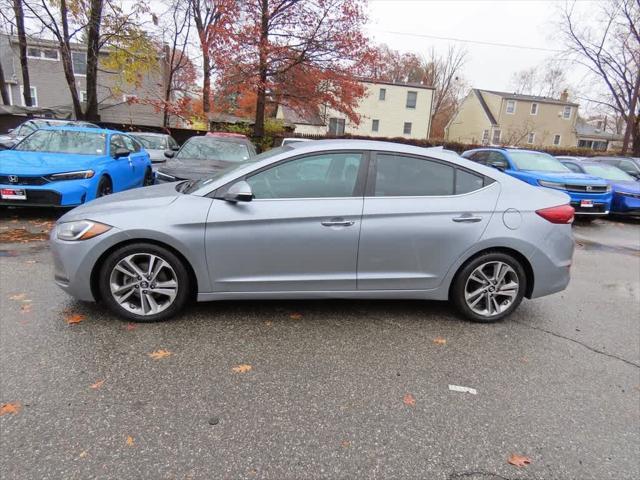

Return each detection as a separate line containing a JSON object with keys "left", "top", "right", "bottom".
{"left": 124, "top": 323, "right": 137, "bottom": 331}
{"left": 65, "top": 313, "right": 86, "bottom": 325}
{"left": 341, "top": 440, "right": 351, "bottom": 448}
{"left": 232, "top": 364, "right": 252, "bottom": 373}
{"left": 0, "top": 402, "right": 22, "bottom": 416}
{"left": 264, "top": 320, "right": 273, "bottom": 327}
{"left": 9, "top": 293, "right": 27, "bottom": 301}
{"left": 289, "top": 313, "right": 303, "bottom": 320}
{"left": 126, "top": 436, "right": 135, "bottom": 446}
{"left": 508, "top": 453, "right": 532, "bottom": 467}
{"left": 403, "top": 393, "right": 416, "bottom": 406}
{"left": 20, "top": 304, "right": 32, "bottom": 313}
{"left": 148, "top": 349, "right": 172, "bottom": 360}
{"left": 79, "top": 451, "right": 88, "bottom": 458}
{"left": 0, "top": 228, "right": 49, "bottom": 243}
{"left": 433, "top": 337, "right": 447, "bottom": 345}
{"left": 90, "top": 380, "right": 105, "bottom": 390}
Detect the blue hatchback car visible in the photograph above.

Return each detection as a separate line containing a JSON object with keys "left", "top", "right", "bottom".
{"left": 558, "top": 159, "right": 640, "bottom": 216}
{"left": 0, "top": 127, "right": 153, "bottom": 207}
{"left": 462, "top": 148, "right": 612, "bottom": 216}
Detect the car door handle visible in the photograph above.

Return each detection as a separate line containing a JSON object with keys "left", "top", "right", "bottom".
{"left": 321, "top": 218, "right": 355, "bottom": 227}
{"left": 452, "top": 215, "right": 483, "bottom": 223}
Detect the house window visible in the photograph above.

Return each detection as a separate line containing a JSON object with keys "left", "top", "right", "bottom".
{"left": 379, "top": 88, "right": 386, "bottom": 101}
{"left": 80, "top": 91, "right": 88, "bottom": 102}
{"left": 506, "top": 100, "right": 516, "bottom": 114}
{"left": 562, "top": 106, "right": 572, "bottom": 119}
{"left": 406, "top": 91, "right": 417, "bottom": 109}
{"left": 27, "top": 47, "right": 59, "bottom": 60}
{"left": 492, "top": 129, "right": 501, "bottom": 144}
{"left": 530, "top": 103, "right": 538, "bottom": 115}
{"left": 553, "top": 134, "right": 561, "bottom": 146}
{"left": 328, "top": 117, "right": 345, "bottom": 135}
{"left": 20, "top": 86, "right": 38, "bottom": 107}
{"left": 527, "top": 132, "right": 535, "bottom": 144}
{"left": 403, "top": 122, "right": 412, "bottom": 135}
{"left": 482, "top": 129, "right": 489, "bottom": 144}
{"left": 372, "top": 119, "right": 379, "bottom": 132}
{"left": 72, "top": 52, "right": 87, "bottom": 75}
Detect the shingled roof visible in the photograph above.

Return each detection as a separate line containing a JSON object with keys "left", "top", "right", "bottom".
{"left": 479, "top": 89, "right": 579, "bottom": 107}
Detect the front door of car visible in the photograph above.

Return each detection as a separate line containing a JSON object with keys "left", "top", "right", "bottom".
{"left": 109, "top": 134, "right": 135, "bottom": 190}
{"left": 357, "top": 152, "right": 500, "bottom": 291}
{"left": 122, "top": 135, "right": 148, "bottom": 185}
{"left": 205, "top": 151, "right": 367, "bottom": 292}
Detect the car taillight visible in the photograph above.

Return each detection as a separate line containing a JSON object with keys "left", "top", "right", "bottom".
{"left": 536, "top": 204, "right": 575, "bottom": 224}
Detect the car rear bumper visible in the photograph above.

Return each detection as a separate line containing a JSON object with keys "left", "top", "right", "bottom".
{"left": 528, "top": 224, "right": 574, "bottom": 298}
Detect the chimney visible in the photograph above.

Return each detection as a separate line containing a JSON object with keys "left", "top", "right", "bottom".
{"left": 560, "top": 89, "right": 569, "bottom": 102}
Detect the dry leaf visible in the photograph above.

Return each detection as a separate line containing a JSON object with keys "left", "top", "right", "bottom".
{"left": 232, "top": 364, "right": 252, "bottom": 373}
{"left": 508, "top": 453, "right": 532, "bottom": 467}
{"left": 65, "top": 313, "right": 86, "bottom": 325}
{"left": 20, "top": 304, "right": 32, "bottom": 313}
{"left": 264, "top": 320, "right": 273, "bottom": 327}
{"left": 433, "top": 337, "right": 447, "bottom": 345}
{"left": 0, "top": 402, "right": 22, "bottom": 416}
{"left": 124, "top": 323, "right": 137, "bottom": 331}
{"left": 126, "top": 436, "right": 135, "bottom": 446}
{"left": 403, "top": 393, "right": 416, "bottom": 407}
{"left": 90, "top": 379, "right": 105, "bottom": 390}
{"left": 289, "top": 313, "right": 303, "bottom": 320}
{"left": 148, "top": 349, "right": 172, "bottom": 360}
{"left": 9, "top": 293, "right": 27, "bottom": 301}
{"left": 341, "top": 440, "right": 351, "bottom": 448}
{"left": 79, "top": 451, "right": 88, "bottom": 458}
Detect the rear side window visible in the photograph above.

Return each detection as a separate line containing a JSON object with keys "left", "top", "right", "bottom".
{"left": 455, "top": 169, "right": 484, "bottom": 194}
{"left": 374, "top": 154, "right": 454, "bottom": 196}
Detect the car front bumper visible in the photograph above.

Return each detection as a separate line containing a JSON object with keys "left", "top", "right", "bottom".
{"left": 0, "top": 178, "right": 94, "bottom": 207}
{"left": 612, "top": 192, "right": 640, "bottom": 215}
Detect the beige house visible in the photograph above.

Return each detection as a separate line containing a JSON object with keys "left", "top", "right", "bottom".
{"left": 276, "top": 80, "right": 434, "bottom": 140}
{"left": 445, "top": 89, "right": 580, "bottom": 148}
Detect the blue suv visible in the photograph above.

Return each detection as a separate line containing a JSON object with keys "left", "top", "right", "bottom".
{"left": 462, "top": 148, "right": 612, "bottom": 216}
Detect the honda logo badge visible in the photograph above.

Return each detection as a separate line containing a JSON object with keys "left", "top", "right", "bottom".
{"left": 8, "top": 175, "right": 18, "bottom": 183}
{"left": 586, "top": 185, "right": 593, "bottom": 192}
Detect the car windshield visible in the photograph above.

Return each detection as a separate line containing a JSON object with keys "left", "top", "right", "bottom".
{"left": 133, "top": 134, "right": 166, "bottom": 150}
{"left": 177, "top": 137, "right": 251, "bottom": 162}
{"left": 15, "top": 129, "right": 106, "bottom": 155}
{"left": 182, "top": 146, "right": 291, "bottom": 194}
{"left": 509, "top": 151, "right": 570, "bottom": 172}
{"left": 582, "top": 164, "right": 635, "bottom": 181}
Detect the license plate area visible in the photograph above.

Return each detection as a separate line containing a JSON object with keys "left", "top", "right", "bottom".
{"left": 580, "top": 199, "right": 594, "bottom": 208}
{"left": 1, "top": 188, "right": 27, "bottom": 200}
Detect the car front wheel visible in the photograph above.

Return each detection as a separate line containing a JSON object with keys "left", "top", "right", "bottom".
{"left": 98, "top": 243, "right": 190, "bottom": 322}
{"left": 451, "top": 252, "right": 526, "bottom": 323}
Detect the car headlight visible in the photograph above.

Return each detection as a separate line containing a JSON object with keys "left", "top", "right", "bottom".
{"left": 605, "top": 184, "right": 612, "bottom": 192}
{"left": 538, "top": 180, "right": 566, "bottom": 190}
{"left": 47, "top": 170, "right": 95, "bottom": 181}
{"left": 57, "top": 220, "right": 111, "bottom": 241}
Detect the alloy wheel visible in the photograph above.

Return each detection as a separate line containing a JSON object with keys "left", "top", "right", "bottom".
{"left": 109, "top": 253, "right": 178, "bottom": 316}
{"left": 464, "top": 261, "right": 519, "bottom": 318}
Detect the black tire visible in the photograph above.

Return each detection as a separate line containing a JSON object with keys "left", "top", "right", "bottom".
{"left": 98, "top": 243, "right": 191, "bottom": 322}
{"left": 450, "top": 251, "right": 527, "bottom": 323}
{"left": 96, "top": 175, "right": 113, "bottom": 197}
{"left": 143, "top": 167, "right": 154, "bottom": 186}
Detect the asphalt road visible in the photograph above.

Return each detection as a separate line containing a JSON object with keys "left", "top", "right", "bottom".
{"left": 1, "top": 208, "right": 639, "bottom": 480}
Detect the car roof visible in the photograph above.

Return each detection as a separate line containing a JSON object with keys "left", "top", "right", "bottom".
{"left": 206, "top": 131, "right": 249, "bottom": 139}
{"left": 187, "top": 134, "right": 251, "bottom": 145}
{"left": 42, "top": 126, "right": 123, "bottom": 135}
{"left": 130, "top": 131, "right": 171, "bottom": 137}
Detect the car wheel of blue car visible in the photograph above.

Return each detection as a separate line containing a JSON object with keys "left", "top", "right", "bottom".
{"left": 96, "top": 176, "right": 112, "bottom": 197}
{"left": 143, "top": 167, "right": 154, "bottom": 187}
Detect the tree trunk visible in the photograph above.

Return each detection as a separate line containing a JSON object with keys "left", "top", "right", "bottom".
{"left": 253, "top": 0, "right": 269, "bottom": 145}
{"left": 202, "top": 52, "right": 211, "bottom": 113}
{"left": 58, "top": 0, "right": 83, "bottom": 119}
{"left": 621, "top": 72, "right": 639, "bottom": 155}
{"left": 0, "top": 60, "right": 10, "bottom": 105}
{"left": 13, "top": 0, "right": 32, "bottom": 108}
{"left": 632, "top": 115, "right": 640, "bottom": 157}
{"left": 84, "top": 0, "right": 104, "bottom": 121}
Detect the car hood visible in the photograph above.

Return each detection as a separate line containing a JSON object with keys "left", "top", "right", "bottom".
{"left": 159, "top": 158, "right": 234, "bottom": 180}
{"left": 523, "top": 170, "right": 607, "bottom": 185}
{"left": 59, "top": 182, "right": 181, "bottom": 223}
{"left": 609, "top": 180, "right": 640, "bottom": 194}
{"left": 146, "top": 149, "right": 167, "bottom": 163}
{"left": 0, "top": 150, "right": 102, "bottom": 175}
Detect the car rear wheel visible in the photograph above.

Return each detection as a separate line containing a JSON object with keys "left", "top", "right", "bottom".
{"left": 143, "top": 167, "right": 154, "bottom": 186}
{"left": 96, "top": 176, "right": 112, "bottom": 197}
{"left": 98, "top": 243, "right": 190, "bottom": 322}
{"left": 451, "top": 252, "right": 526, "bottom": 323}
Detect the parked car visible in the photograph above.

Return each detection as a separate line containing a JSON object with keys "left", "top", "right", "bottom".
{"left": 51, "top": 140, "right": 575, "bottom": 324}
{"left": 129, "top": 132, "right": 179, "bottom": 165}
{"left": 281, "top": 137, "right": 311, "bottom": 146}
{"left": 0, "top": 119, "right": 99, "bottom": 150}
{"left": 462, "top": 148, "right": 612, "bottom": 216}
{"left": 156, "top": 133, "right": 257, "bottom": 182}
{"left": 588, "top": 156, "right": 640, "bottom": 180}
{"left": 0, "top": 127, "right": 153, "bottom": 207}
{"left": 559, "top": 159, "right": 640, "bottom": 216}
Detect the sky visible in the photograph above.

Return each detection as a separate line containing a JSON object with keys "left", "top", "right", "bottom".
{"left": 365, "top": 0, "right": 598, "bottom": 94}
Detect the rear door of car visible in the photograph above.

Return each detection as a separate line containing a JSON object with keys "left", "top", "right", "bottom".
{"left": 205, "top": 150, "right": 367, "bottom": 292}
{"left": 357, "top": 151, "right": 500, "bottom": 291}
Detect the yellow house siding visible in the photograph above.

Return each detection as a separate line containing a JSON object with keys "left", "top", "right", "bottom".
{"left": 445, "top": 91, "right": 493, "bottom": 143}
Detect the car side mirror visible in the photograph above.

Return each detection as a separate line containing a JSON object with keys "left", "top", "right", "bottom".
{"left": 171, "top": 145, "right": 180, "bottom": 151}
{"left": 113, "top": 147, "right": 130, "bottom": 158}
{"left": 490, "top": 162, "right": 506, "bottom": 171}
{"left": 7, "top": 128, "right": 13, "bottom": 133}
{"left": 223, "top": 181, "right": 253, "bottom": 203}
{"left": 164, "top": 149, "right": 175, "bottom": 158}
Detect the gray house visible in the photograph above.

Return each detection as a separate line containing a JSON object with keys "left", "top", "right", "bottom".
{"left": 0, "top": 34, "right": 171, "bottom": 127}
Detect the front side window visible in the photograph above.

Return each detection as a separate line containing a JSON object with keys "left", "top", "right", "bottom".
{"left": 328, "top": 117, "right": 345, "bottom": 135}
{"left": 372, "top": 119, "right": 379, "bottom": 132}
{"left": 563, "top": 162, "right": 582, "bottom": 173}
{"left": 553, "top": 134, "right": 561, "bottom": 145}
{"left": 485, "top": 151, "right": 509, "bottom": 169}
{"left": 506, "top": 100, "right": 516, "bottom": 114}
{"left": 247, "top": 152, "right": 363, "bottom": 199}
{"left": 406, "top": 91, "right": 417, "bottom": 109}
{"left": 403, "top": 122, "right": 412, "bottom": 135}
{"left": 177, "top": 137, "right": 251, "bottom": 162}
{"left": 15, "top": 130, "right": 106, "bottom": 155}
{"left": 563, "top": 106, "right": 572, "bottom": 119}
{"left": 374, "top": 154, "right": 454, "bottom": 197}
{"left": 379, "top": 88, "right": 386, "bottom": 100}
{"left": 110, "top": 135, "right": 127, "bottom": 155}
{"left": 72, "top": 52, "right": 87, "bottom": 75}
{"left": 134, "top": 134, "right": 167, "bottom": 150}
{"left": 122, "top": 135, "right": 140, "bottom": 152}
{"left": 530, "top": 103, "right": 538, "bottom": 115}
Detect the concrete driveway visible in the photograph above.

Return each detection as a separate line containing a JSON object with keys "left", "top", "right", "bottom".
{"left": 1, "top": 209, "right": 638, "bottom": 480}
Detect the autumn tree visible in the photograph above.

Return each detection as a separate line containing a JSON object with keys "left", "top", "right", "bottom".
{"left": 560, "top": 0, "right": 640, "bottom": 155}
{"left": 223, "top": 0, "right": 373, "bottom": 144}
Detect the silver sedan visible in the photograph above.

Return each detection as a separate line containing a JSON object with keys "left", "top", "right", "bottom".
{"left": 50, "top": 140, "right": 575, "bottom": 323}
